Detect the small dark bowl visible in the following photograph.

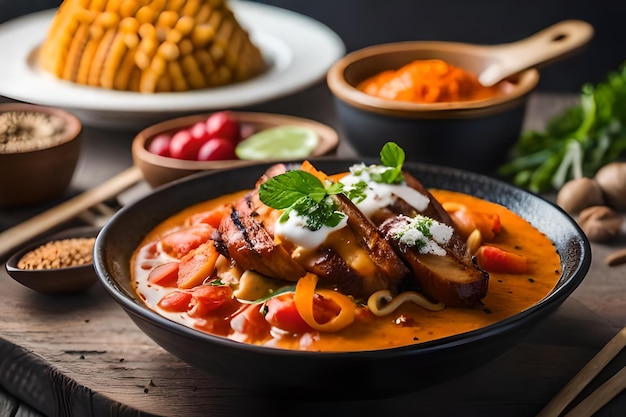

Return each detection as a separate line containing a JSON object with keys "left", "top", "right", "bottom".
{"left": 93, "top": 160, "right": 590, "bottom": 397}
{"left": 0, "top": 103, "right": 82, "bottom": 207}
{"left": 6, "top": 226, "right": 100, "bottom": 295}
{"left": 327, "top": 42, "right": 540, "bottom": 174}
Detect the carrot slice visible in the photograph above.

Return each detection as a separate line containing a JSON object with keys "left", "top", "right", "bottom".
{"left": 475, "top": 245, "right": 527, "bottom": 274}
{"left": 177, "top": 241, "right": 219, "bottom": 289}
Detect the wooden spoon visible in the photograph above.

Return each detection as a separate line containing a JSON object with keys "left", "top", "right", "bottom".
{"left": 478, "top": 20, "right": 594, "bottom": 87}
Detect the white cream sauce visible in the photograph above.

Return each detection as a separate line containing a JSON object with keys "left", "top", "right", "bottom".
{"left": 339, "top": 163, "right": 430, "bottom": 218}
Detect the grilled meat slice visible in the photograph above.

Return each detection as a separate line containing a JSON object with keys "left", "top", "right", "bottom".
{"left": 395, "top": 171, "right": 471, "bottom": 263}
{"left": 219, "top": 192, "right": 305, "bottom": 281}
{"left": 380, "top": 215, "right": 488, "bottom": 308}
{"left": 332, "top": 193, "right": 410, "bottom": 291}
{"left": 303, "top": 247, "right": 365, "bottom": 297}
{"left": 220, "top": 163, "right": 410, "bottom": 298}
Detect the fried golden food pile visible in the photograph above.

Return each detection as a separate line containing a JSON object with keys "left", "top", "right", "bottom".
{"left": 39, "top": 0, "right": 266, "bottom": 93}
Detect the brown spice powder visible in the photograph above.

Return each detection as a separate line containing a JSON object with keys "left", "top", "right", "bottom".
{"left": 18, "top": 237, "right": 96, "bottom": 270}
{"left": 0, "top": 111, "right": 68, "bottom": 153}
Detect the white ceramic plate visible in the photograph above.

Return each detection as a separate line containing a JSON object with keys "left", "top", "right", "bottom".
{"left": 0, "top": 1, "right": 345, "bottom": 129}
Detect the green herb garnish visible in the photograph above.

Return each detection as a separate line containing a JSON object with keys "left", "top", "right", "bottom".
{"left": 499, "top": 62, "right": 626, "bottom": 192}
{"left": 259, "top": 170, "right": 366, "bottom": 231}
{"left": 351, "top": 142, "right": 406, "bottom": 184}
{"left": 379, "top": 142, "right": 406, "bottom": 183}
{"left": 237, "top": 285, "right": 297, "bottom": 305}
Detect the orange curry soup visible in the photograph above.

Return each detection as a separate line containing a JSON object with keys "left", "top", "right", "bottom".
{"left": 131, "top": 189, "right": 561, "bottom": 352}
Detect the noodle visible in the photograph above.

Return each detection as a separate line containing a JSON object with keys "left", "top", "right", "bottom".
{"left": 367, "top": 289, "right": 445, "bottom": 317}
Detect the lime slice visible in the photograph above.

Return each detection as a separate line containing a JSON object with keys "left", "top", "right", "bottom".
{"left": 235, "top": 125, "right": 319, "bottom": 160}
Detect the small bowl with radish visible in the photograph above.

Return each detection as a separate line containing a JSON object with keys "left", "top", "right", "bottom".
{"left": 132, "top": 111, "right": 340, "bottom": 187}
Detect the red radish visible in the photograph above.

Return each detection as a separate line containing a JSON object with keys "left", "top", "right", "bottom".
{"left": 148, "top": 133, "right": 172, "bottom": 157}
{"left": 169, "top": 129, "right": 202, "bottom": 160}
{"left": 197, "top": 138, "right": 237, "bottom": 161}
{"left": 206, "top": 111, "right": 241, "bottom": 143}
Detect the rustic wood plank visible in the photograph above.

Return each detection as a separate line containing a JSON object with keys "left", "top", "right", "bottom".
{"left": 1, "top": 259, "right": 625, "bottom": 417}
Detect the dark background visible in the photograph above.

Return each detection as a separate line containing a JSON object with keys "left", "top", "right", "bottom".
{"left": 1, "top": 0, "right": 624, "bottom": 91}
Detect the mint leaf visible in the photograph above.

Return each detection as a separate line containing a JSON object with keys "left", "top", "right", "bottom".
{"left": 259, "top": 170, "right": 362, "bottom": 231}
{"left": 259, "top": 170, "right": 325, "bottom": 209}
{"left": 379, "top": 142, "right": 405, "bottom": 184}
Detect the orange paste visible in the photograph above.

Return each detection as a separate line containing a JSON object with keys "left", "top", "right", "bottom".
{"left": 358, "top": 59, "right": 499, "bottom": 103}
{"left": 131, "top": 188, "right": 561, "bottom": 352}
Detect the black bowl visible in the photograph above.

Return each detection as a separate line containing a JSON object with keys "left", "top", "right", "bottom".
{"left": 93, "top": 160, "right": 590, "bottom": 398}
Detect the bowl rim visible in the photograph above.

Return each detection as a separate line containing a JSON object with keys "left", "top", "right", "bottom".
{"left": 0, "top": 103, "right": 82, "bottom": 155}
{"left": 94, "top": 159, "right": 591, "bottom": 359}
{"left": 132, "top": 111, "right": 340, "bottom": 171}
{"left": 326, "top": 40, "right": 540, "bottom": 119}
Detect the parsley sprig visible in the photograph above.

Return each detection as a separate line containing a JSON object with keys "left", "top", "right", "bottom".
{"left": 259, "top": 170, "right": 366, "bottom": 231}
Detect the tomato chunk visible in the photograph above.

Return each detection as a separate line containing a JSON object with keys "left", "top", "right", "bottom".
{"left": 265, "top": 293, "right": 312, "bottom": 334}
{"left": 160, "top": 224, "right": 214, "bottom": 259}
{"left": 264, "top": 293, "right": 341, "bottom": 335}
{"left": 472, "top": 212, "right": 502, "bottom": 241}
{"left": 148, "top": 262, "right": 180, "bottom": 287}
{"left": 187, "top": 204, "right": 231, "bottom": 229}
{"left": 449, "top": 209, "right": 501, "bottom": 241}
{"left": 158, "top": 291, "right": 192, "bottom": 312}
{"left": 187, "top": 285, "right": 233, "bottom": 318}
{"left": 231, "top": 304, "right": 272, "bottom": 342}
{"left": 476, "top": 245, "right": 528, "bottom": 274}
{"left": 177, "top": 241, "right": 219, "bottom": 289}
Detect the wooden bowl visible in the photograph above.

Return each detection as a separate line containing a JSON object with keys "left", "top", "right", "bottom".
{"left": 326, "top": 20, "right": 593, "bottom": 174}
{"left": 0, "top": 103, "right": 82, "bottom": 207}
{"left": 5, "top": 226, "right": 100, "bottom": 295}
{"left": 132, "top": 111, "right": 339, "bottom": 188}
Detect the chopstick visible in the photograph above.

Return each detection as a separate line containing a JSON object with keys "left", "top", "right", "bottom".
{"left": 536, "top": 326, "right": 626, "bottom": 417}
{"left": 0, "top": 166, "right": 143, "bottom": 258}
{"left": 564, "top": 367, "right": 626, "bottom": 417}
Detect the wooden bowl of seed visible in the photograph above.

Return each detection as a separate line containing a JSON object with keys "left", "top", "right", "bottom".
{"left": 0, "top": 103, "right": 82, "bottom": 208}
{"left": 5, "top": 226, "right": 100, "bottom": 295}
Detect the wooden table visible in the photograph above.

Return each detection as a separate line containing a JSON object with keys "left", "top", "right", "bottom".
{"left": 1, "top": 86, "right": 625, "bottom": 417}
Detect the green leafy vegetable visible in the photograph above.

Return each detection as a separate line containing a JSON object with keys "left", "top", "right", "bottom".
{"left": 258, "top": 170, "right": 366, "bottom": 231}
{"left": 499, "top": 62, "right": 626, "bottom": 193}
